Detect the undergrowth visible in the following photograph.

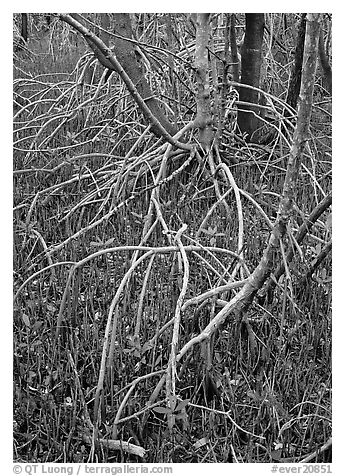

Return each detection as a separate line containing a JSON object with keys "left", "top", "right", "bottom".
{"left": 13, "top": 14, "right": 332, "bottom": 464}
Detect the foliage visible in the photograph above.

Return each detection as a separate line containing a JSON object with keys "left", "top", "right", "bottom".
{"left": 13, "top": 13, "right": 331, "bottom": 464}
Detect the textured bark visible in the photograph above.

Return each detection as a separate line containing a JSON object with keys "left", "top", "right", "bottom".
{"left": 98, "top": 14, "right": 113, "bottom": 82}
{"left": 83, "top": 14, "right": 111, "bottom": 84}
{"left": 229, "top": 14, "right": 240, "bottom": 83}
{"left": 195, "top": 13, "right": 213, "bottom": 150}
{"left": 62, "top": 14, "right": 180, "bottom": 143}
{"left": 257, "top": 192, "right": 332, "bottom": 303}
{"left": 280, "top": 13, "right": 321, "bottom": 218}
{"left": 286, "top": 14, "right": 307, "bottom": 110}
{"left": 217, "top": 14, "right": 231, "bottom": 141}
{"left": 318, "top": 28, "right": 332, "bottom": 94}
{"left": 176, "top": 13, "right": 322, "bottom": 361}
{"left": 257, "top": 13, "right": 322, "bottom": 301}
{"left": 166, "top": 14, "right": 175, "bottom": 77}
{"left": 21, "top": 13, "right": 28, "bottom": 43}
{"left": 110, "top": 13, "right": 177, "bottom": 137}
{"left": 15, "top": 13, "right": 28, "bottom": 51}
{"left": 237, "top": 13, "right": 265, "bottom": 140}
{"left": 100, "top": 13, "right": 110, "bottom": 45}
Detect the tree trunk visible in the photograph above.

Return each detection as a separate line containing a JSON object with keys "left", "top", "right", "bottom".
{"left": 237, "top": 13, "right": 265, "bottom": 141}
{"left": 15, "top": 13, "right": 28, "bottom": 51}
{"left": 98, "top": 14, "right": 113, "bottom": 82}
{"left": 195, "top": 13, "right": 213, "bottom": 150}
{"left": 67, "top": 13, "right": 177, "bottom": 138}
{"left": 176, "top": 13, "right": 322, "bottom": 357}
{"left": 21, "top": 13, "right": 28, "bottom": 43}
{"left": 286, "top": 14, "right": 307, "bottom": 110}
{"left": 229, "top": 14, "right": 240, "bottom": 83}
{"left": 318, "top": 27, "right": 332, "bottom": 94}
{"left": 110, "top": 13, "right": 177, "bottom": 137}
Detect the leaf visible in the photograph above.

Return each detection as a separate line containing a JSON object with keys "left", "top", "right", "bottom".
{"left": 175, "top": 398, "right": 190, "bottom": 413}
{"left": 153, "top": 406, "right": 171, "bottom": 415}
{"left": 278, "top": 419, "right": 297, "bottom": 436}
{"left": 22, "top": 313, "right": 31, "bottom": 327}
{"left": 247, "top": 390, "right": 262, "bottom": 402}
{"left": 131, "top": 212, "right": 143, "bottom": 219}
{"left": 90, "top": 241, "right": 103, "bottom": 247}
{"left": 104, "top": 238, "right": 116, "bottom": 246}
{"left": 32, "top": 320, "right": 43, "bottom": 332}
{"left": 200, "top": 227, "right": 216, "bottom": 236}
{"left": 193, "top": 437, "right": 209, "bottom": 449}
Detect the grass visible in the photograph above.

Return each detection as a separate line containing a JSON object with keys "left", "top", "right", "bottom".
{"left": 13, "top": 14, "right": 332, "bottom": 464}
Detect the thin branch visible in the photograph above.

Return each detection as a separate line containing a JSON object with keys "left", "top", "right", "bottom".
{"left": 59, "top": 14, "right": 192, "bottom": 150}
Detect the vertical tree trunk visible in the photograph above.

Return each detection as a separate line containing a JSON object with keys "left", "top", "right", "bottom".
{"left": 98, "top": 13, "right": 110, "bottom": 48}
{"left": 216, "top": 14, "right": 231, "bottom": 141}
{"left": 14, "top": 13, "right": 28, "bottom": 52}
{"left": 318, "top": 26, "right": 332, "bottom": 94}
{"left": 184, "top": 14, "right": 322, "bottom": 344}
{"left": 72, "top": 13, "right": 177, "bottom": 137}
{"left": 280, "top": 13, "right": 321, "bottom": 213}
{"left": 110, "top": 13, "right": 177, "bottom": 137}
{"left": 286, "top": 14, "right": 307, "bottom": 110}
{"left": 195, "top": 13, "right": 213, "bottom": 150}
{"left": 165, "top": 14, "right": 177, "bottom": 113}
{"left": 98, "top": 14, "right": 113, "bottom": 82}
{"left": 21, "top": 13, "right": 28, "bottom": 43}
{"left": 237, "top": 13, "right": 265, "bottom": 140}
{"left": 229, "top": 14, "right": 240, "bottom": 83}
{"left": 166, "top": 13, "right": 175, "bottom": 76}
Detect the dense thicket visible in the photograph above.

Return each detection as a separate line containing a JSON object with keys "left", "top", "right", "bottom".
{"left": 13, "top": 13, "right": 332, "bottom": 464}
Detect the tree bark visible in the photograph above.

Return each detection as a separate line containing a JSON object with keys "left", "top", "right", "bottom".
{"left": 21, "top": 13, "right": 28, "bottom": 43}
{"left": 318, "top": 27, "right": 332, "bottom": 94}
{"left": 110, "top": 13, "right": 177, "bottom": 137}
{"left": 176, "top": 13, "right": 322, "bottom": 360}
{"left": 61, "top": 13, "right": 180, "bottom": 143}
{"left": 98, "top": 13, "right": 112, "bottom": 82}
{"left": 165, "top": 14, "right": 175, "bottom": 85}
{"left": 15, "top": 13, "right": 28, "bottom": 51}
{"left": 237, "top": 13, "right": 265, "bottom": 140}
{"left": 286, "top": 14, "right": 307, "bottom": 110}
{"left": 195, "top": 13, "right": 213, "bottom": 150}
{"left": 257, "top": 192, "right": 331, "bottom": 303}
{"left": 229, "top": 14, "right": 240, "bottom": 83}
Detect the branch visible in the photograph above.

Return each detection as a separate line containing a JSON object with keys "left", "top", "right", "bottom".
{"left": 176, "top": 13, "right": 322, "bottom": 362}
{"left": 257, "top": 192, "right": 332, "bottom": 301}
{"left": 82, "top": 434, "right": 146, "bottom": 458}
{"left": 59, "top": 14, "right": 192, "bottom": 150}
